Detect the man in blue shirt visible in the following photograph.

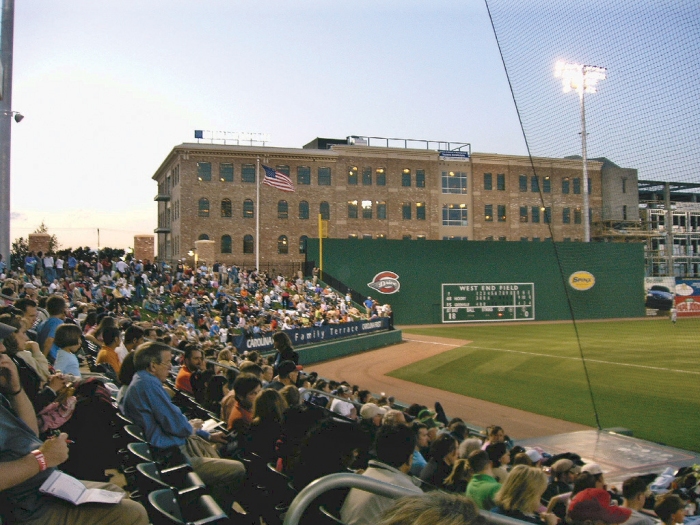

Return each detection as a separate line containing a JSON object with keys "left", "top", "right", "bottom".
{"left": 35, "top": 296, "right": 66, "bottom": 364}
{"left": 120, "top": 342, "right": 245, "bottom": 514}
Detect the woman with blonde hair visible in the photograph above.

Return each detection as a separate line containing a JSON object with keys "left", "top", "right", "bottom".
{"left": 491, "top": 465, "right": 557, "bottom": 525}
{"left": 443, "top": 458, "right": 472, "bottom": 494}
{"left": 377, "top": 491, "right": 486, "bottom": 525}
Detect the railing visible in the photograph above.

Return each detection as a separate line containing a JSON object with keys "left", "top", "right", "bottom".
{"left": 282, "top": 472, "right": 530, "bottom": 525}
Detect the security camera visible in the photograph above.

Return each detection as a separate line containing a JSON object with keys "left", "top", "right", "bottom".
{"left": 14, "top": 113, "right": 23, "bottom": 123}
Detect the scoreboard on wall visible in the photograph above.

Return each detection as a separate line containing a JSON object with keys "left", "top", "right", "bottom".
{"left": 442, "top": 283, "right": 535, "bottom": 323}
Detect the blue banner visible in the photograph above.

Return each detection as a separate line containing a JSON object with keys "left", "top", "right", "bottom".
{"left": 232, "top": 318, "right": 390, "bottom": 353}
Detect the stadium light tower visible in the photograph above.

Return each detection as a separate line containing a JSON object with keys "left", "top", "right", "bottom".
{"left": 555, "top": 61, "right": 606, "bottom": 242}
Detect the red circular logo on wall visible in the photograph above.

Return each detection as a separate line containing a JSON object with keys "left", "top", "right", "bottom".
{"left": 368, "top": 271, "right": 401, "bottom": 294}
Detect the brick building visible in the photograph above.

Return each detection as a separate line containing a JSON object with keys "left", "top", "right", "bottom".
{"left": 152, "top": 137, "right": 608, "bottom": 267}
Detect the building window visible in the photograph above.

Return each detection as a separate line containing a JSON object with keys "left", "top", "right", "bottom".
{"left": 320, "top": 201, "right": 330, "bottom": 220}
{"left": 362, "top": 234, "right": 372, "bottom": 240}
{"left": 544, "top": 207, "right": 552, "bottom": 224}
{"left": 318, "top": 167, "right": 331, "bottom": 185}
{"left": 402, "top": 168, "right": 411, "bottom": 187}
{"left": 532, "top": 206, "right": 540, "bottom": 223}
{"left": 377, "top": 201, "right": 387, "bottom": 220}
{"left": 563, "top": 207, "right": 571, "bottom": 224}
{"left": 402, "top": 202, "right": 412, "bottom": 220}
{"left": 416, "top": 202, "right": 426, "bottom": 220}
{"left": 198, "top": 198, "right": 210, "bottom": 217}
{"left": 520, "top": 206, "right": 528, "bottom": 223}
{"left": 299, "top": 235, "right": 308, "bottom": 254}
{"left": 484, "top": 173, "right": 493, "bottom": 190}
{"left": 485, "top": 204, "right": 493, "bottom": 222}
{"left": 362, "top": 167, "right": 372, "bottom": 186}
{"left": 278, "top": 200, "right": 288, "bottom": 219}
{"left": 497, "top": 173, "right": 505, "bottom": 191}
{"left": 562, "top": 178, "right": 570, "bottom": 194}
{"left": 220, "top": 163, "right": 233, "bottom": 182}
{"left": 376, "top": 168, "right": 386, "bottom": 186}
{"left": 416, "top": 169, "right": 425, "bottom": 188}
{"left": 197, "top": 162, "right": 211, "bottom": 182}
{"left": 587, "top": 178, "right": 592, "bottom": 194}
{"left": 198, "top": 234, "right": 209, "bottom": 240}
{"left": 417, "top": 234, "right": 426, "bottom": 240}
{"left": 362, "top": 200, "right": 372, "bottom": 219}
{"left": 221, "top": 198, "right": 232, "bottom": 218}
{"left": 221, "top": 235, "right": 232, "bottom": 254}
{"left": 348, "top": 166, "right": 358, "bottom": 185}
{"left": 348, "top": 234, "right": 358, "bottom": 239}
{"left": 574, "top": 207, "right": 582, "bottom": 224}
{"left": 242, "top": 164, "right": 255, "bottom": 183}
{"left": 543, "top": 176, "right": 551, "bottom": 193}
{"left": 443, "top": 204, "right": 468, "bottom": 226}
{"left": 623, "top": 205, "right": 628, "bottom": 220}
{"left": 532, "top": 237, "right": 540, "bottom": 242}
{"left": 531, "top": 176, "right": 539, "bottom": 192}
{"left": 521, "top": 236, "right": 529, "bottom": 241}
{"left": 298, "top": 166, "right": 311, "bottom": 185}
{"left": 573, "top": 177, "right": 581, "bottom": 194}
{"left": 277, "top": 235, "right": 288, "bottom": 254}
{"left": 276, "top": 165, "right": 290, "bottom": 176}
{"left": 243, "top": 199, "right": 254, "bottom": 218}
{"left": 622, "top": 178, "right": 627, "bottom": 193}
{"left": 377, "top": 234, "right": 386, "bottom": 239}
{"left": 519, "top": 175, "right": 527, "bottom": 192}
{"left": 498, "top": 205, "right": 507, "bottom": 222}
{"left": 442, "top": 171, "right": 468, "bottom": 194}
{"left": 299, "top": 201, "right": 309, "bottom": 220}
{"left": 243, "top": 234, "right": 254, "bottom": 254}
{"left": 485, "top": 236, "right": 494, "bottom": 241}
{"left": 348, "top": 200, "right": 358, "bottom": 219}
{"left": 499, "top": 236, "right": 507, "bottom": 241}
{"left": 403, "top": 234, "right": 412, "bottom": 240}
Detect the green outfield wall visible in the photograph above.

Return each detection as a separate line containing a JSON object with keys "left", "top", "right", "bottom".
{"left": 307, "top": 239, "right": 645, "bottom": 325}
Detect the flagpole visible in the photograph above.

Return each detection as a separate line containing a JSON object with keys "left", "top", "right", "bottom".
{"left": 255, "top": 157, "right": 260, "bottom": 271}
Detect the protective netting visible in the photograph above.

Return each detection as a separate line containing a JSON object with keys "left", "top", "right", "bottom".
{"left": 483, "top": 0, "right": 700, "bottom": 450}
{"left": 485, "top": 0, "right": 700, "bottom": 181}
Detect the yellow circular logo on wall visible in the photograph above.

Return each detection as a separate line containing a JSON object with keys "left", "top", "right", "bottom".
{"left": 569, "top": 271, "right": 595, "bottom": 291}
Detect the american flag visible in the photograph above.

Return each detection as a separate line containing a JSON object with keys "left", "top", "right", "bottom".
{"left": 262, "top": 165, "right": 295, "bottom": 192}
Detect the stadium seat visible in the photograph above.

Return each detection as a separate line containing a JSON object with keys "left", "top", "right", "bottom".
{"left": 147, "top": 488, "right": 230, "bottom": 525}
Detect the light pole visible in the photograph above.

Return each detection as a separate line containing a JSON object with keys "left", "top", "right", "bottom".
{"left": 0, "top": 0, "right": 15, "bottom": 268}
{"left": 555, "top": 61, "right": 606, "bottom": 242}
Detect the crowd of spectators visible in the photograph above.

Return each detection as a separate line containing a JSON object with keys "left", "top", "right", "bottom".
{"left": 0, "top": 255, "right": 697, "bottom": 525}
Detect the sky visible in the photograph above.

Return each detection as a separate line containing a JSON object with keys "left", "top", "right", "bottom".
{"left": 9, "top": 0, "right": 527, "bottom": 250}
{"left": 12, "top": 1, "right": 697, "bottom": 251}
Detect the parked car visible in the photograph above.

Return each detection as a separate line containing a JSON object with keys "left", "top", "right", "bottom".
{"left": 645, "top": 285, "right": 674, "bottom": 310}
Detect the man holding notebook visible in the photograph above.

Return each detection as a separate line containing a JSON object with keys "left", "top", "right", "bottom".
{"left": 0, "top": 322, "right": 148, "bottom": 524}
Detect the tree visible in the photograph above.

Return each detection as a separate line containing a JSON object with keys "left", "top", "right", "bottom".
{"left": 33, "top": 222, "right": 60, "bottom": 253}
{"left": 11, "top": 237, "right": 28, "bottom": 270}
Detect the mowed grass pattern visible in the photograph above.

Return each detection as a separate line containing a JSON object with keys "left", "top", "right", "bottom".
{"left": 393, "top": 320, "right": 700, "bottom": 452}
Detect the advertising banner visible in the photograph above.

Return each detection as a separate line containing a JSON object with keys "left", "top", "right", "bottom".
{"left": 232, "top": 318, "right": 390, "bottom": 353}
{"left": 644, "top": 277, "right": 675, "bottom": 316}
{"left": 674, "top": 278, "right": 700, "bottom": 317}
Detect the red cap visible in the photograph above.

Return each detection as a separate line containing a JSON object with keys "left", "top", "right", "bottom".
{"left": 568, "top": 489, "right": 632, "bottom": 524}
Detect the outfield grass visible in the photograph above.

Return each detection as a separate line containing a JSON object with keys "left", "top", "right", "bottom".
{"left": 392, "top": 319, "right": 700, "bottom": 452}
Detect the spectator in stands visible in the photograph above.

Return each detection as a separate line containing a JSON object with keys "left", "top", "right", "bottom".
{"left": 491, "top": 465, "right": 556, "bottom": 525}
{"left": 567, "top": 488, "right": 632, "bottom": 525}
{"left": 0, "top": 309, "right": 49, "bottom": 383}
{"left": 272, "top": 331, "right": 298, "bottom": 373}
{"left": 654, "top": 494, "right": 687, "bottom": 525}
{"left": 541, "top": 458, "right": 578, "bottom": 504}
{"left": 459, "top": 437, "right": 483, "bottom": 459}
{"left": 36, "top": 295, "right": 66, "bottom": 364}
{"left": 420, "top": 433, "right": 459, "bottom": 491}
{"left": 410, "top": 421, "right": 430, "bottom": 476}
{"left": 581, "top": 463, "right": 607, "bottom": 489}
{"left": 466, "top": 449, "right": 502, "bottom": 510}
{"left": 225, "top": 373, "right": 262, "bottom": 431}
{"left": 0, "top": 326, "right": 149, "bottom": 524}
{"left": 14, "top": 298, "right": 38, "bottom": 333}
{"left": 174, "top": 344, "right": 204, "bottom": 393}
{"left": 242, "top": 388, "right": 287, "bottom": 463}
{"left": 330, "top": 385, "right": 358, "bottom": 420}
{"left": 96, "top": 326, "right": 122, "bottom": 376}
{"left": 382, "top": 409, "right": 407, "bottom": 426}
{"left": 481, "top": 425, "right": 505, "bottom": 450}
{"left": 547, "top": 471, "right": 599, "bottom": 520}
{"left": 485, "top": 442, "right": 511, "bottom": 483}
{"left": 341, "top": 424, "right": 423, "bottom": 525}
{"left": 52, "top": 324, "right": 83, "bottom": 378}
{"left": 116, "top": 324, "right": 145, "bottom": 364}
{"left": 622, "top": 476, "right": 657, "bottom": 525}
{"left": 120, "top": 342, "right": 246, "bottom": 513}
{"left": 444, "top": 458, "right": 472, "bottom": 494}
{"left": 267, "top": 359, "right": 299, "bottom": 391}
{"left": 377, "top": 491, "right": 486, "bottom": 525}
